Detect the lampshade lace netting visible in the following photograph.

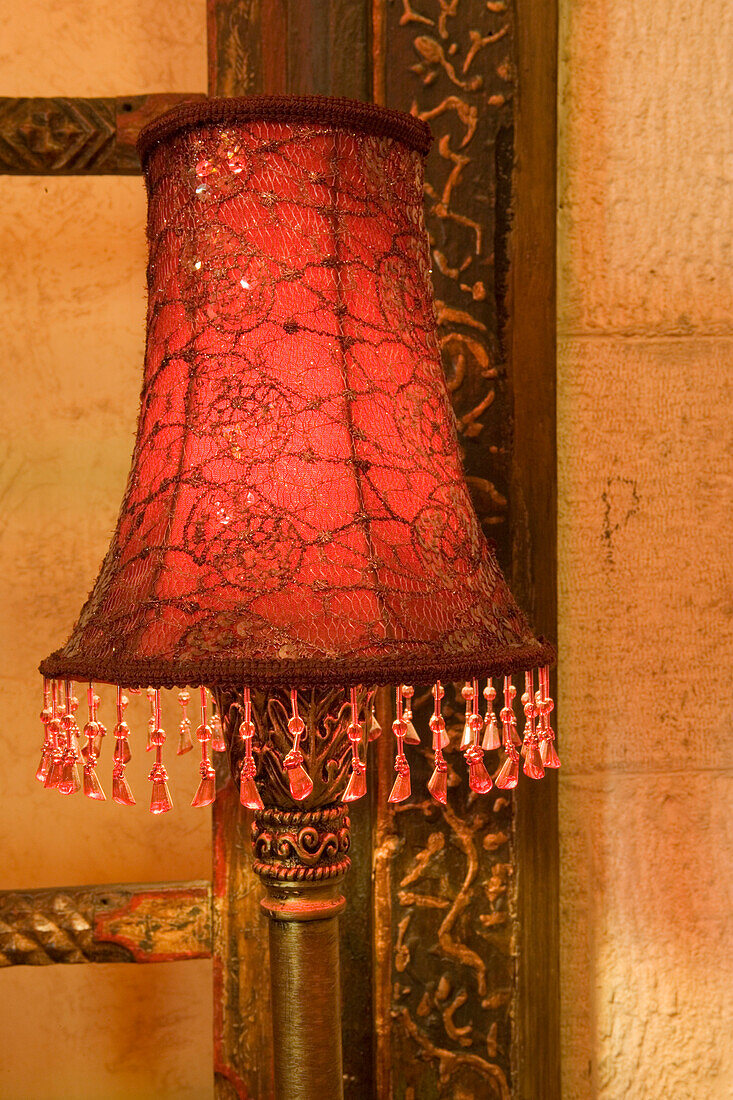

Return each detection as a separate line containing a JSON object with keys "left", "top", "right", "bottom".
{"left": 36, "top": 97, "right": 557, "bottom": 812}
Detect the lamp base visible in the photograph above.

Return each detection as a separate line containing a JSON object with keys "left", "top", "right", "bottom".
{"left": 252, "top": 806, "right": 350, "bottom": 1100}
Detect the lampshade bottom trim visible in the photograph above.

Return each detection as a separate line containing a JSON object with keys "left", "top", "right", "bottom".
{"left": 34, "top": 668, "right": 558, "bottom": 813}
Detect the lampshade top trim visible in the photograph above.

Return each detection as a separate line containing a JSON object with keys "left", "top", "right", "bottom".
{"left": 136, "top": 95, "right": 433, "bottom": 164}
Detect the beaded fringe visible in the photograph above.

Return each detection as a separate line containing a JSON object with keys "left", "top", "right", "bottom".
{"left": 36, "top": 668, "right": 557, "bottom": 813}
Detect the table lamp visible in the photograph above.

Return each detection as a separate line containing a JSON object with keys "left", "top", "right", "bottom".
{"left": 36, "top": 96, "right": 557, "bottom": 1100}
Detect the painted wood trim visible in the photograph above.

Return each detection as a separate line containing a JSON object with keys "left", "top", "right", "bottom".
{"left": 0, "top": 881, "right": 212, "bottom": 965}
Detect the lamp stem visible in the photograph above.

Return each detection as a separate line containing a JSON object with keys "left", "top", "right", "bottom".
{"left": 249, "top": 804, "right": 352, "bottom": 1100}
{"left": 262, "top": 880, "right": 345, "bottom": 1100}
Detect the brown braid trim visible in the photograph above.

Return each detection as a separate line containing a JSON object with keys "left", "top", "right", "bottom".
{"left": 255, "top": 807, "right": 346, "bottom": 826}
{"left": 137, "top": 95, "right": 432, "bottom": 164}
{"left": 38, "top": 639, "right": 556, "bottom": 691}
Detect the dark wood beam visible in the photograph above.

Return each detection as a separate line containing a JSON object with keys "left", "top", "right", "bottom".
{"left": 510, "top": 0, "right": 561, "bottom": 1094}
{"left": 0, "top": 94, "right": 205, "bottom": 175}
{"left": 0, "top": 882, "right": 212, "bottom": 965}
{"left": 207, "top": 0, "right": 288, "bottom": 97}
{"left": 212, "top": 772, "right": 274, "bottom": 1100}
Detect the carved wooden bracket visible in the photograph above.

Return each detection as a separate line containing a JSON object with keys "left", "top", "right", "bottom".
{"left": 0, "top": 94, "right": 205, "bottom": 175}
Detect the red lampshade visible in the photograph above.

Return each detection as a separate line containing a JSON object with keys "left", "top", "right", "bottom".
{"left": 40, "top": 96, "right": 551, "bottom": 690}
{"left": 36, "top": 96, "right": 556, "bottom": 812}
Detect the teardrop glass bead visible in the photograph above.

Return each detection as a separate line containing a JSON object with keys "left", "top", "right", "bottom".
{"left": 114, "top": 737, "right": 132, "bottom": 765}
{"left": 523, "top": 745, "right": 545, "bottom": 780}
{"left": 403, "top": 720, "right": 421, "bottom": 745}
{"left": 468, "top": 756, "right": 493, "bottom": 794}
{"left": 342, "top": 765, "right": 367, "bottom": 803}
{"left": 36, "top": 750, "right": 52, "bottom": 784}
{"left": 58, "top": 761, "right": 81, "bottom": 796}
{"left": 285, "top": 761, "right": 313, "bottom": 802}
{"left": 542, "top": 740, "right": 561, "bottom": 768}
{"left": 177, "top": 719, "right": 194, "bottom": 755}
{"left": 150, "top": 779, "right": 174, "bottom": 814}
{"left": 427, "top": 765, "right": 448, "bottom": 805}
{"left": 83, "top": 766, "right": 106, "bottom": 801}
{"left": 388, "top": 768, "right": 411, "bottom": 804}
{"left": 112, "top": 768, "right": 136, "bottom": 806}
{"left": 45, "top": 757, "right": 63, "bottom": 789}
{"left": 482, "top": 715, "right": 502, "bottom": 751}
{"left": 368, "top": 714, "right": 383, "bottom": 742}
{"left": 239, "top": 771, "right": 264, "bottom": 811}
{"left": 191, "top": 773, "right": 216, "bottom": 808}
{"left": 495, "top": 752, "right": 519, "bottom": 790}
{"left": 210, "top": 714, "right": 226, "bottom": 753}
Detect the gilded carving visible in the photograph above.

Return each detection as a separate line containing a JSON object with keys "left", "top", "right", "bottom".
{"left": 376, "top": 5, "right": 517, "bottom": 1089}
{"left": 382, "top": 0, "right": 516, "bottom": 539}
{"left": 0, "top": 883, "right": 212, "bottom": 966}
{"left": 251, "top": 807, "right": 352, "bottom": 881}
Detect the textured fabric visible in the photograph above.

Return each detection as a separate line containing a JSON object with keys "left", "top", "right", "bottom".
{"left": 40, "top": 97, "right": 553, "bottom": 689}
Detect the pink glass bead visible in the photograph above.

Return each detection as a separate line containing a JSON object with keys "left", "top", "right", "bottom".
{"left": 495, "top": 751, "right": 519, "bottom": 790}
{"left": 541, "top": 739, "right": 561, "bottom": 768}
{"left": 191, "top": 763, "right": 217, "bottom": 808}
{"left": 427, "top": 760, "right": 448, "bottom": 805}
{"left": 342, "top": 762, "right": 367, "bottom": 803}
{"left": 178, "top": 719, "right": 193, "bottom": 755}
{"left": 148, "top": 757, "right": 173, "bottom": 814}
{"left": 45, "top": 750, "right": 64, "bottom": 790}
{"left": 177, "top": 689, "right": 194, "bottom": 754}
{"left": 35, "top": 749, "right": 53, "bottom": 785}
{"left": 282, "top": 750, "right": 313, "bottom": 801}
{"left": 209, "top": 695, "right": 226, "bottom": 752}
{"left": 113, "top": 735, "right": 132, "bottom": 764}
{"left": 523, "top": 743, "right": 545, "bottom": 780}
{"left": 482, "top": 712, "right": 502, "bottom": 752}
{"left": 288, "top": 715, "right": 306, "bottom": 737}
{"left": 239, "top": 761, "right": 264, "bottom": 811}
{"left": 403, "top": 719, "right": 421, "bottom": 745}
{"left": 388, "top": 754, "right": 411, "bottom": 804}
{"left": 112, "top": 764, "right": 135, "bottom": 806}
{"left": 57, "top": 759, "right": 81, "bottom": 796}
{"left": 367, "top": 708, "right": 382, "bottom": 742}
{"left": 465, "top": 746, "right": 493, "bottom": 794}
{"left": 83, "top": 765, "right": 106, "bottom": 801}
{"left": 468, "top": 758, "right": 493, "bottom": 794}
{"left": 430, "top": 716, "right": 449, "bottom": 751}
{"left": 150, "top": 780, "right": 173, "bottom": 814}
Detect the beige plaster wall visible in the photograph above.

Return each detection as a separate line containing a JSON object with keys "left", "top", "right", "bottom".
{"left": 558, "top": 2, "right": 733, "bottom": 1098}
{"left": 0, "top": 5, "right": 212, "bottom": 1097}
